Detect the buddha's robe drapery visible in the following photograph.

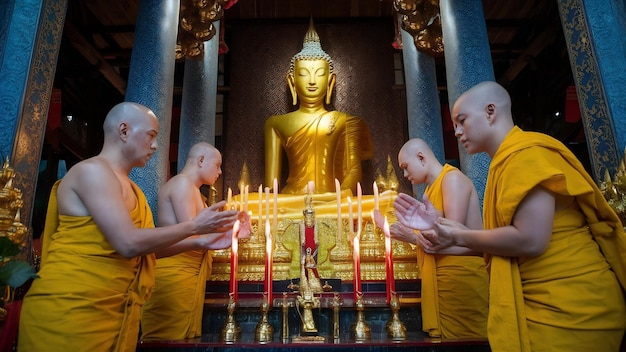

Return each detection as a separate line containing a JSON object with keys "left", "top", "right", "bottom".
{"left": 484, "top": 126, "right": 626, "bottom": 352}
{"left": 18, "top": 181, "right": 156, "bottom": 352}
{"left": 141, "top": 248, "right": 211, "bottom": 339}
{"left": 281, "top": 111, "right": 373, "bottom": 194}
{"left": 419, "top": 164, "right": 489, "bottom": 339}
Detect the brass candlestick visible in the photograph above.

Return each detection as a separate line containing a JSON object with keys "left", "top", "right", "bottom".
{"left": 350, "top": 293, "right": 371, "bottom": 342}
{"left": 281, "top": 293, "right": 292, "bottom": 343}
{"left": 220, "top": 294, "right": 241, "bottom": 343}
{"left": 255, "top": 294, "right": 274, "bottom": 343}
{"left": 331, "top": 292, "right": 342, "bottom": 343}
{"left": 386, "top": 292, "right": 406, "bottom": 340}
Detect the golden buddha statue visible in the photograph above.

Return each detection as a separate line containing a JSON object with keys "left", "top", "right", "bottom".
{"left": 264, "top": 19, "right": 374, "bottom": 194}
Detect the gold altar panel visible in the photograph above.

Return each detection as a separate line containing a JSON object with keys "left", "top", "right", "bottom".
{"left": 209, "top": 193, "right": 420, "bottom": 282}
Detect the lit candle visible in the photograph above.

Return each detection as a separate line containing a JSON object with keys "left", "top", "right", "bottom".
{"left": 383, "top": 216, "right": 395, "bottom": 305}
{"left": 239, "top": 184, "right": 244, "bottom": 211}
{"left": 348, "top": 196, "right": 361, "bottom": 301}
{"left": 227, "top": 188, "right": 232, "bottom": 210}
{"left": 357, "top": 182, "right": 363, "bottom": 235}
{"left": 230, "top": 220, "right": 241, "bottom": 303}
{"left": 335, "top": 178, "right": 342, "bottom": 244}
{"left": 373, "top": 181, "right": 379, "bottom": 211}
{"left": 273, "top": 178, "right": 278, "bottom": 232}
{"left": 264, "top": 218, "right": 273, "bottom": 298}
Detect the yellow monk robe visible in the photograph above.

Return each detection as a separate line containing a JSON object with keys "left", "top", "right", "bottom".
{"left": 281, "top": 111, "right": 373, "bottom": 194}
{"left": 419, "top": 164, "right": 489, "bottom": 339}
{"left": 484, "top": 126, "right": 626, "bottom": 352}
{"left": 19, "top": 181, "right": 156, "bottom": 352}
{"left": 141, "top": 248, "right": 211, "bottom": 339}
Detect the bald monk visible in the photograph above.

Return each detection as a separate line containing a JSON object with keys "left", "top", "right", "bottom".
{"left": 141, "top": 142, "right": 250, "bottom": 340}
{"left": 18, "top": 103, "right": 242, "bottom": 352}
{"left": 395, "top": 81, "right": 626, "bottom": 352}
{"left": 265, "top": 20, "right": 373, "bottom": 194}
{"left": 376, "top": 138, "right": 488, "bottom": 339}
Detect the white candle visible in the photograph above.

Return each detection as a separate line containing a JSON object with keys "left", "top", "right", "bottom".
{"left": 335, "top": 178, "right": 342, "bottom": 243}
{"left": 357, "top": 182, "right": 363, "bottom": 236}
{"left": 373, "top": 181, "right": 379, "bottom": 211}
{"left": 273, "top": 178, "right": 278, "bottom": 232}
{"left": 258, "top": 185, "right": 263, "bottom": 231}
{"left": 227, "top": 188, "right": 232, "bottom": 210}
{"left": 230, "top": 220, "right": 240, "bottom": 303}
{"left": 244, "top": 185, "right": 249, "bottom": 212}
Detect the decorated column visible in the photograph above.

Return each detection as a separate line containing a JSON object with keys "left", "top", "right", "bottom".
{"left": 126, "top": 0, "right": 179, "bottom": 219}
{"left": 400, "top": 23, "right": 445, "bottom": 199}
{"left": 557, "top": 0, "right": 626, "bottom": 180}
{"left": 440, "top": 0, "right": 494, "bottom": 207}
{"left": 178, "top": 21, "right": 221, "bottom": 173}
{"left": 0, "top": 0, "right": 67, "bottom": 227}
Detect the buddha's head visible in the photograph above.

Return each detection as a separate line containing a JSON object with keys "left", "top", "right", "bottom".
{"left": 287, "top": 19, "right": 336, "bottom": 106}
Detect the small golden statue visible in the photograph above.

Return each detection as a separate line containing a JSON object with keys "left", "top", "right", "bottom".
{"left": 600, "top": 149, "right": 626, "bottom": 225}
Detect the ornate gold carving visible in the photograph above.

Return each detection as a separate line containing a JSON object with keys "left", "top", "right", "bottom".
{"left": 394, "top": 0, "right": 443, "bottom": 57}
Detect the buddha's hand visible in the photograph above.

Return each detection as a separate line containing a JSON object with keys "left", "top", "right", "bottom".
{"left": 393, "top": 193, "right": 438, "bottom": 231}
{"left": 237, "top": 211, "right": 252, "bottom": 239}
{"left": 193, "top": 200, "right": 239, "bottom": 234}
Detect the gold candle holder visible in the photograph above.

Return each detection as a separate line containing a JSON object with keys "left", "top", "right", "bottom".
{"left": 281, "top": 293, "right": 292, "bottom": 343}
{"left": 255, "top": 294, "right": 274, "bottom": 343}
{"left": 220, "top": 294, "right": 241, "bottom": 343}
{"left": 350, "top": 293, "right": 371, "bottom": 342}
{"left": 331, "top": 292, "right": 342, "bottom": 343}
{"left": 386, "top": 292, "right": 406, "bottom": 340}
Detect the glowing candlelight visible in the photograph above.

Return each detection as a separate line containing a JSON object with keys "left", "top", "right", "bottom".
{"left": 273, "top": 178, "right": 278, "bottom": 232}
{"left": 383, "top": 216, "right": 395, "bottom": 305}
{"left": 348, "top": 196, "right": 361, "bottom": 301}
{"left": 264, "top": 219, "right": 273, "bottom": 298}
{"left": 357, "top": 182, "right": 363, "bottom": 235}
{"left": 227, "top": 187, "right": 232, "bottom": 210}
{"left": 230, "top": 220, "right": 241, "bottom": 303}
{"left": 335, "top": 178, "right": 342, "bottom": 243}
{"left": 258, "top": 185, "right": 263, "bottom": 231}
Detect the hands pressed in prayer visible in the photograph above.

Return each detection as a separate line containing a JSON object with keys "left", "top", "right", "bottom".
{"left": 393, "top": 193, "right": 439, "bottom": 231}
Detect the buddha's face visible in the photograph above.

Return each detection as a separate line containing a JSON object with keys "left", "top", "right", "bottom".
{"left": 292, "top": 59, "right": 331, "bottom": 105}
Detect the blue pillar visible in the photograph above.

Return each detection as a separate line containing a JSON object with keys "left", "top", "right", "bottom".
{"left": 0, "top": 0, "right": 67, "bottom": 226}
{"left": 440, "top": 0, "right": 494, "bottom": 207}
{"left": 557, "top": 0, "right": 626, "bottom": 180}
{"left": 126, "top": 0, "right": 179, "bottom": 220}
{"left": 401, "top": 27, "right": 444, "bottom": 199}
{"left": 178, "top": 21, "right": 220, "bottom": 173}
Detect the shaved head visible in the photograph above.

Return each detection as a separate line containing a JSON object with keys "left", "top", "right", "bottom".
{"left": 454, "top": 81, "right": 512, "bottom": 121}
{"left": 103, "top": 102, "right": 158, "bottom": 140}
{"left": 186, "top": 142, "right": 220, "bottom": 164}
{"left": 399, "top": 138, "right": 435, "bottom": 160}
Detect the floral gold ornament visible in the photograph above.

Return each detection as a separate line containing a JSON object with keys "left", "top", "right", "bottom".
{"left": 0, "top": 158, "right": 38, "bottom": 321}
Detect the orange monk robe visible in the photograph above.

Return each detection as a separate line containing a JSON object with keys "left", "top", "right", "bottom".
{"left": 18, "top": 181, "right": 156, "bottom": 352}
{"left": 484, "top": 126, "right": 626, "bottom": 352}
{"left": 141, "top": 249, "right": 211, "bottom": 339}
{"left": 419, "top": 164, "right": 489, "bottom": 339}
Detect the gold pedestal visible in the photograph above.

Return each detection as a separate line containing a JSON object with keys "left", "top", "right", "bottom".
{"left": 386, "top": 293, "right": 407, "bottom": 341}
{"left": 255, "top": 294, "right": 274, "bottom": 343}
{"left": 350, "top": 293, "right": 371, "bottom": 342}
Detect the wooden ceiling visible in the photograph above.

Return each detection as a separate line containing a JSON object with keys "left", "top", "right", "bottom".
{"left": 54, "top": 0, "right": 575, "bottom": 158}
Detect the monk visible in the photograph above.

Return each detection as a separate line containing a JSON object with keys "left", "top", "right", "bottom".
{"left": 375, "top": 138, "right": 488, "bottom": 339}
{"left": 141, "top": 142, "right": 250, "bottom": 340}
{"left": 18, "top": 103, "right": 242, "bottom": 352}
{"left": 264, "top": 20, "right": 373, "bottom": 194}
{"left": 395, "top": 81, "right": 626, "bottom": 352}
